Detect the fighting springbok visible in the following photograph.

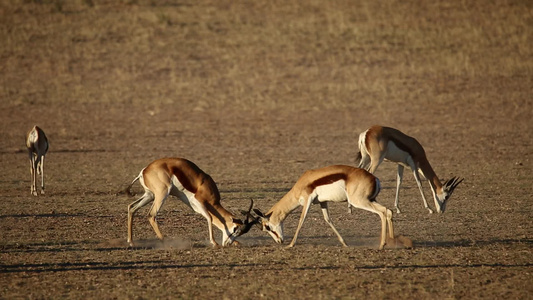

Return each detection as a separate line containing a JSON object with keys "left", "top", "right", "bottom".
{"left": 253, "top": 165, "right": 394, "bottom": 249}
{"left": 126, "top": 157, "right": 256, "bottom": 247}
{"left": 357, "top": 125, "right": 463, "bottom": 214}
{"left": 26, "top": 126, "right": 49, "bottom": 196}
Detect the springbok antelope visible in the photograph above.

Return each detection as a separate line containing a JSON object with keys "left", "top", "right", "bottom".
{"left": 26, "top": 126, "right": 49, "bottom": 196}
{"left": 126, "top": 157, "right": 256, "bottom": 247}
{"left": 252, "top": 165, "right": 394, "bottom": 249}
{"left": 356, "top": 125, "right": 463, "bottom": 214}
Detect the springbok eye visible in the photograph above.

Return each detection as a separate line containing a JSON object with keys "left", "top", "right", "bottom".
{"left": 264, "top": 225, "right": 271, "bottom": 231}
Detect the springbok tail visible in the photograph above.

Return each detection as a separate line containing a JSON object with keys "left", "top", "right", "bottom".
{"left": 370, "top": 177, "right": 381, "bottom": 201}
{"left": 117, "top": 170, "right": 143, "bottom": 197}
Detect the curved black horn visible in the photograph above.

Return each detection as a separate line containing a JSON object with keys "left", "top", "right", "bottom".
{"left": 445, "top": 177, "right": 455, "bottom": 187}
{"left": 451, "top": 177, "right": 464, "bottom": 190}
{"left": 445, "top": 177, "right": 464, "bottom": 191}
{"left": 253, "top": 208, "right": 267, "bottom": 218}
{"left": 247, "top": 199, "right": 254, "bottom": 215}
{"left": 240, "top": 199, "right": 254, "bottom": 220}
{"left": 237, "top": 199, "right": 259, "bottom": 236}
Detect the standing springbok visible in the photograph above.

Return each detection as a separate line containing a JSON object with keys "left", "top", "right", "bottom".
{"left": 26, "top": 126, "right": 49, "bottom": 196}
{"left": 126, "top": 157, "right": 256, "bottom": 247}
{"left": 356, "top": 125, "right": 463, "bottom": 214}
{"left": 252, "top": 165, "right": 394, "bottom": 249}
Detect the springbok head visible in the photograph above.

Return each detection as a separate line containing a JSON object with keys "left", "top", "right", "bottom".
{"left": 227, "top": 199, "right": 258, "bottom": 245}
{"left": 436, "top": 177, "right": 464, "bottom": 213}
{"left": 252, "top": 208, "right": 284, "bottom": 244}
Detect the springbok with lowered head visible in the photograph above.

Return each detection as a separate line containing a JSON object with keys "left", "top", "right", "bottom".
{"left": 26, "top": 126, "right": 49, "bottom": 196}
{"left": 357, "top": 125, "right": 463, "bottom": 214}
{"left": 126, "top": 157, "right": 256, "bottom": 247}
{"left": 253, "top": 165, "right": 394, "bottom": 249}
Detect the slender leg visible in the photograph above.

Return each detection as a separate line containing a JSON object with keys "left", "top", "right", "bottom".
{"left": 287, "top": 195, "right": 313, "bottom": 248}
{"left": 39, "top": 155, "right": 45, "bottom": 195}
{"left": 412, "top": 169, "right": 433, "bottom": 214}
{"left": 127, "top": 192, "right": 154, "bottom": 245}
{"left": 29, "top": 153, "right": 36, "bottom": 196}
{"left": 147, "top": 190, "right": 170, "bottom": 241}
{"left": 368, "top": 153, "right": 385, "bottom": 174}
{"left": 193, "top": 198, "right": 219, "bottom": 248}
{"left": 353, "top": 200, "right": 393, "bottom": 250}
{"left": 205, "top": 213, "right": 217, "bottom": 247}
{"left": 385, "top": 206, "right": 394, "bottom": 238}
{"left": 377, "top": 210, "right": 387, "bottom": 249}
{"left": 320, "top": 202, "right": 347, "bottom": 247}
{"left": 394, "top": 165, "right": 404, "bottom": 214}
{"left": 32, "top": 157, "right": 38, "bottom": 196}
{"left": 370, "top": 202, "right": 391, "bottom": 250}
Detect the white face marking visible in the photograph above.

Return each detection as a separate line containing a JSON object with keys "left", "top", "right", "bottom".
{"left": 431, "top": 187, "right": 446, "bottom": 213}
{"left": 223, "top": 225, "right": 239, "bottom": 246}
{"left": 263, "top": 221, "right": 283, "bottom": 244}
{"left": 313, "top": 180, "right": 348, "bottom": 203}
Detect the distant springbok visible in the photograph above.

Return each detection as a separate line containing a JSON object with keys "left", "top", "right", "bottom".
{"left": 126, "top": 157, "right": 256, "bottom": 247}
{"left": 357, "top": 125, "right": 463, "bottom": 214}
{"left": 26, "top": 126, "right": 49, "bottom": 196}
{"left": 252, "top": 165, "right": 394, "bottom": 249}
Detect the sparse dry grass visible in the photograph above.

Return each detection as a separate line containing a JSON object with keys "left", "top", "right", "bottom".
{"left": 1, "top": 0, "right": 530, "bottom": 110}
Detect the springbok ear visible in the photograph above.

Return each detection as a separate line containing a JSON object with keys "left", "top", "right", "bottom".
{"left": 253, "top": 209, "right": 273, "bottom": 219}
{"left": 253, "top": 208, "right": 265, "bottom": 217}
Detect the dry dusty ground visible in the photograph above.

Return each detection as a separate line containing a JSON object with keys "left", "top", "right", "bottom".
{"left": 0, "top": 0, "right": 531, "bottom": 299}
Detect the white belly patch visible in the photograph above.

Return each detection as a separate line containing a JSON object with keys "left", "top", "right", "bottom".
{"left": 313, "top": 180, "right": 348, "bottom": 203}
{"left": 170, "top": 175, "right": 204, "bottom": 213}
{"left": 385, "top": 141, "right": 415, "bottom": 169}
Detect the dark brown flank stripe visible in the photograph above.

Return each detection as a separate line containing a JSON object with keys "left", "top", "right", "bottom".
{"left": 169, "top": 163, "right": 199, "bottom": 194}
{"left": 308, "top": 173, "right": 347, "bottom": 192}
{"left": 167, "top": 159, "right": 226, "bottom": 222}
{"left": 388, "top": 135, "right": 419, "bottom": 159}
{"left": 370, "top": 126, "right": 423, "bottom": 160}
